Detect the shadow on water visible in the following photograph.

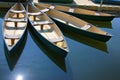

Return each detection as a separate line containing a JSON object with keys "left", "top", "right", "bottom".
{"left": 0, "top": 9, "right": 8, "bottom": 18}
{"left": 4, "top": 32, "right": 28, "bottom": 71}
{"left": 60, "top": 26, "right": 108, "bottom": 53}
{"left": 28, "top": 27, "right": 67, "bottom": 72}
{"left": 85, "top": 20, "right": 112, "bottom": 28}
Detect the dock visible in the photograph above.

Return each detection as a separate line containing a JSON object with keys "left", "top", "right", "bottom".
{"left": 0, "top": 0, "right": 120, "bottom": 14}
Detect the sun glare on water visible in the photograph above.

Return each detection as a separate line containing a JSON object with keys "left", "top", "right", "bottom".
{"left": 16, "top": 75, "right": 23, "bottom": 80}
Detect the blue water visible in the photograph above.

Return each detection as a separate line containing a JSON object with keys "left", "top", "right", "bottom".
{"left": 0, "top": 10, "right": 120, "bottom": 80}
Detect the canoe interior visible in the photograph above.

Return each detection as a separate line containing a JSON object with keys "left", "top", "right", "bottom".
{"left": 27, "top": 4, "right": 68, "bottom": 50}
{"left": 3, "top": 3, "right": 27, "bottom": 48}
{"left": 11, "top": 3, "right": 25, "bottom": 11}
{"left": 4, "top": 22, "right": 26, "bottom": 46}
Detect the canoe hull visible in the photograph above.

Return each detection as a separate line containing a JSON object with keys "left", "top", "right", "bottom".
{"left": 28, "top": 19, "right": 68, "bottom": 57}
{"left": 4, "top": 28, "right": 27, "bottom": 54}
{"left": 51, "top": 18, "right": 111, "bottom": 42}
{"left": 62, "top": 11, "right": 115, "bottom": 21}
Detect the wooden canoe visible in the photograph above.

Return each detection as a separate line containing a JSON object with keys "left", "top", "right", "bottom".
{"left": 2, "top": 3, "right": 28, "bottom": 54}
{"left": 27, "top": 3, "right": 69, "bottom": 56}
{"left": 35, "top": 3, "right": 112, "bottom": 42}
{"left": 35, "top": 3, "right": 115, "bottom": 21}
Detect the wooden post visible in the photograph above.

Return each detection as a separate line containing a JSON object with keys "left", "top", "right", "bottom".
{"left": 41, "top": 24, "right": 44, "bottom": 30}
{"left": 98, "top": 0, "right": 104, "bottom": 12}
{"left": 11, "top": 39, "right": 15, "bottom": 45}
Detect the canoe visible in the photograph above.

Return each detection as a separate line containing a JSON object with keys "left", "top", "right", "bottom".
{"left": 35, "top": 3, "right": 115, "bottom": 21}
{"left": 35, "top": 3, "right": 112, "bottom": 42}
{"left": 27, "top": 3, "right": 69, "bottom": 56}
{"left": 2, "top": 3, "right": 28, "bottom": 54}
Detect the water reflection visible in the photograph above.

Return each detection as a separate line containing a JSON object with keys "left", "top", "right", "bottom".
{"left": 60, "top": 27, "right": 108, "bottom": 53}
{"left": 4, "top": 32, "right": 27, "bottom": 71}
{"left": 0, "top": 9, "right": 8, "bottom": 18}
{"left": 28, "top": 27, "right": 66, "bottom": 72}
{"left": 85, "top": 20, "right": 112, "bottom": 28}
{"left": 16, "top": 74, "right": 23, "bottom": 80}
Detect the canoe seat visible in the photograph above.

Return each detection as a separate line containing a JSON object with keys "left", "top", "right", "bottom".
{"left": 28, "top": 12, "right": 42, "bottom": 16}
{"left": 41, "top": 8, "right": 50, "bottom": 13}
{"left": 50, "top": 36, "right": 63, "bottom": 43}
{"left": 49, "top": 6, "right": 55, "bottom": 9}
{"left": 5, "top": 18, "right": 26, "bottom": 22}
{"left": 33, "top": 21, "right": 53, "bottom": 26}
{"left": 5, "top": 34, "right": 20, "bottom": 39}
{"left": 69, "top": 8, "right": 74, "bottom": 13}
{"left": 81, "top": 24, "right": 91, "bottom": 30}
{"left": 10, "top": 9, "right": 26, "bottom": 13}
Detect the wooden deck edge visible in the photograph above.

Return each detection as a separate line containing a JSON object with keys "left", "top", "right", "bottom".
{"left": 0, "top": 1, "right": 120, "bottom": 12}
{"left": 56, "top": 4, "right": 120, "bottom": 11}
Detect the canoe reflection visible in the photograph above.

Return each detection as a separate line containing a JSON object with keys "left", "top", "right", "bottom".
{"left": 0, "top": 9, "right": 7, "bottom": 18}
{"left": 28, "top": 27, "right": 66, "bottom": 72}
{"left": 4, "top": 31, "right": 27, "bottom": 71}
{"left": 61, "top": 27, "right": 108, "bottom": 53}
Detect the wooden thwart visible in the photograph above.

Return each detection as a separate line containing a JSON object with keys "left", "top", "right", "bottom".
{"left": 5, "top": 34, "right": 20, "bottom": 39}
{"left": 41, "top": 8, "right": 50, "bottom": 13}
{"left": 50, "top": 36, "right": 63, "bottom": 43}
{"left": 34, "top": 21, "right": 53, "bottom": 30}
{"left": 5, "top": 18, "right": 26, "bottom": 22}
{"left": 49, "top": 6, "right": 55, "bottom": 9}
{"left": 81, "top": 24, "right": 91, "bottom": 30}
{"left": 95, "top": 12, "right": 100, "bottom": 15}
{"left": 33, "top": 21, "right": 53, "bottom": 25}
{"left": 5, "top": 34, "right": 20, "bottom": 46}
{"left": 28, "top": 12, "right": 42, "bottom": 16}
{"left": 69, "top": 8, "right": 74, "bottom": 13}
{"left": 10, "top": 9, "right": 26, "bottom": 13}
{"left": 5, "top": 18, "right": 26, "bottom": 27}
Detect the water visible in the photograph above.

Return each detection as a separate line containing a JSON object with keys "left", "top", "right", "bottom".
{"left": 0, "top": 10, "right": 120, "bottom": 80}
